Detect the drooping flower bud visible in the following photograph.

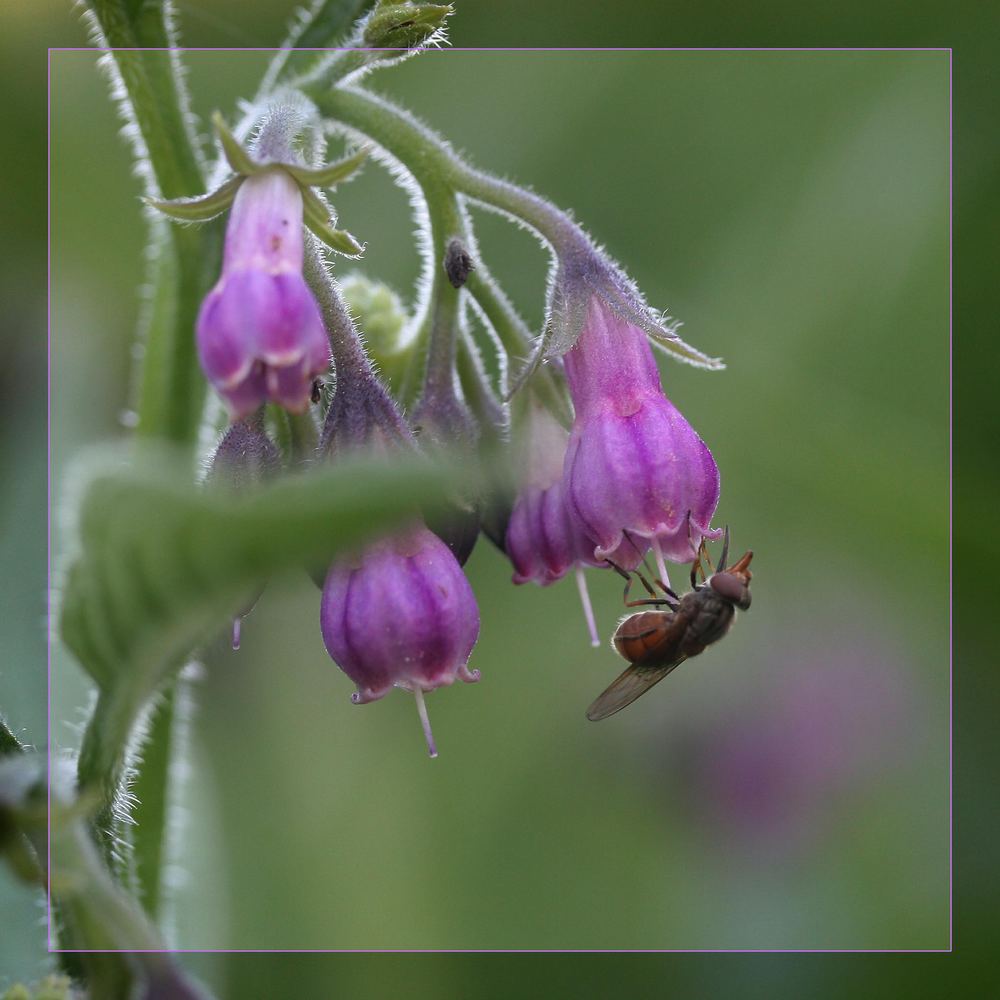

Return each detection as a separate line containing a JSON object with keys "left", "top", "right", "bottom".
{"left": 505, "top": 400, "right": 603, "bottom": 646}
{"left": 308, "top": 249, "right": 481, "bottom": 756}
{"left": 320, "top": 526, "right": 480, "bottom": 756}
{"left": 562, "top": 295, "right": 721, "bottom": 576}
{"left": 197, "top": 168, "right": 331, "bottom": 419}
{"left": 363, "top": 3, "right": 452, "bottom": 54}
{"left": 206, "top": 416, "right": 281, "bottom": 648}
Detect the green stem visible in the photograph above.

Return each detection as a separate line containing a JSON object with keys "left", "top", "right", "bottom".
{"left": 86, "top": 1, "right": 216, "bottom": 447}
{"left": 80, "top": 5, "right": 216, "bottom": 928}
{"left": 259, "top": 0, "right": 380, "bottom": 93}
{"left": 54, "top": 813, "right": 206, "bottom": 998}
{"left": 417, "top": 185, "right": 463, "bottom": 402}
{"left": 314, "top": 85, "right": 574, "bottom": 422}
{"left": 76, "top": 676, "right": 158, "bottom": 879}
{"left": 455, "top": 329, "right": 506, "bottom": 444}
{"left": 130, "top": 681, "right": 177, "bottom": 923}
{"left": 314, "top": 85, "right": 584, "bottom": 253}
{"left": 134, "top": 222, "right": 221, "bottom": 446}
{"left": 464, "top": 267, "right": 573, "bottom": 427}
{"left": 87, "top": 1, "right": 205, "bottom": 199}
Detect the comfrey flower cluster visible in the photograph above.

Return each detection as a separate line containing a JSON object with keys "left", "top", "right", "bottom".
{"left": 154, "top": 67, "right": 726, "bottom": 756}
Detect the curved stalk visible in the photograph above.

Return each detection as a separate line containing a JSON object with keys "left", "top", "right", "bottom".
{"left": 315, "top": 85, "right": 574, "bottom": 421}
{"left": 259, "top": 0, "right": 380, "bottom": 94}
{"left": 314, "top": 85, "right": 584, "bottom": 254}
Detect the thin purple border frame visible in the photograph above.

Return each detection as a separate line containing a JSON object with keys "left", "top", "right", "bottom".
{"left": 46, "top": 44, "right": 954, "bottom": 956}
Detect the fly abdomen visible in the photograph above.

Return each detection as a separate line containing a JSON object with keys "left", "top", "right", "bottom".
{"left": 612, "top": 610, "right": 684, "bottom": 664}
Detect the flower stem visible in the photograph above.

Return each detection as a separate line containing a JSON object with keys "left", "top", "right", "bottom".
{"left": 314, "top": 85, "right": 585, "bottom": 253}
{"left": 76, "top": 676, "right": 154, "bottom": 879}
{"left": 258, "top": 0, "right": 380, "bottom": 93}
{"left": 419, "top": 189, "right": 464, "bottom": 401}
{"left": 87, "top": 1, "right": 218, "bottom": 447}
{"left": 314, "top": 85, "right": 575, "bottom": 421}
{"left": 130, "top": 681, "right": 178, "bottom": 923}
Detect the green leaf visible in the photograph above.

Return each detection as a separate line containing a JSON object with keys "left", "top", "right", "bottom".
{"left": 63, "top": 449, "right": 478, "bottom": 868}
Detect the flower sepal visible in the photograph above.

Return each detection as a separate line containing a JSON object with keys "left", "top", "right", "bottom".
{"left": 150, "top": 113, "right": 368, "bottom": 256}
{"left": 283, "top": 145, "right": 369, "bottom": 189}
{"left": 300, "top": 184, "right": 365, "bottom": 257}
{"left": 144, "top": 174, "right": 243, "bottom": 222}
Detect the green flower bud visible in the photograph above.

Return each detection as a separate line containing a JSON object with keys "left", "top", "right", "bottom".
{"left": 339, "top": 273, "right": 412, "bottom": 388}
{"left": 364, "top": 3, "right": 452, "bottom": 53}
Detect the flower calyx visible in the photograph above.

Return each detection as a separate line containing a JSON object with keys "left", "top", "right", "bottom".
{"left": 147, "top": 113, "right": 367, "bottom": 258}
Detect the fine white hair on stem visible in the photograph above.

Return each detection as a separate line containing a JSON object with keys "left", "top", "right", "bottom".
{"left": 323, "top": 118, "right": 436, "bottom": 361}
{"left": 156, "top": 662, "right": 200, "bottom": 946}
{"left": 461, "top": 292, "right": 512, "bottom": 400}
{"left": 78, "top": 1, "right": 207, "bottom": 196}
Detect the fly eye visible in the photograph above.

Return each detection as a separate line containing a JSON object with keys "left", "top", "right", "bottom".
{"left": 709, "top": 572, "right": 747, "bottom": 607}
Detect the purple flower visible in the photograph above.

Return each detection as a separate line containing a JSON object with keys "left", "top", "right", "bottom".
{"left": 197, "top": 168, "right": 330, "bottom": 418}
{"left": 314, "top": 268, "right": 481, "bottom": 757}
{"left": 505, "top": 401, "right": 604, "bottom": 645}
{"left": 320, "top": 526, "right": 480, "bottom": 757}
{"left": 562, "top": 295, "right": 720, "bottom": 573}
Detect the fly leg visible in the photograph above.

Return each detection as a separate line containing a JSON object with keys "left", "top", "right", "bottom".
{"left": 607, "top": 559, "right": 679, "bottom": 610}
{"left": 623, "top": 529, "right": 676, "bottom": 600}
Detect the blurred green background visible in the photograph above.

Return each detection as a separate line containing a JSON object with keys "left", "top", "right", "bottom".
{"left": 4, "top": 0, "right": 994, "bottom": 996}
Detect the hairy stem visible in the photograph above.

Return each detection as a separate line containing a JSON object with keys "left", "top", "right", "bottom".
{"left": 130, "top": 681, "right": 177, "bottom": 924}
{"left": 315, "top": 85, "right": 573, "bottom": 420}
{"left": 259, "top": 0, "right": 380, "bottom": 94}
{"left": 314, "top": 85, "right": 584, "bottom": 253}
{"left": 85, "top": 1, "right": 217, "bottom": 447}
{"left": 416, "top": 184, "right": 463, "bottom": 401}
{"left": 76, "top": 675, "right": 158, "bottom": 879}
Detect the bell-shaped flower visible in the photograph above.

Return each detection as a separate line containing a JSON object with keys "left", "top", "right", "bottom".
{"left": 312, "top": 251, "right": 481, "bottom": 756}
{"left": 562, "top": 295, "right": 721, "bottom": 577}
{"left": 196, "top": 168, "right": 331, "bottom": 418}
{"left": 505, "top": 400, "right": 604, "bottom": 646}
{"left": 320, "top": 526, "right": 480, "bottom": 757}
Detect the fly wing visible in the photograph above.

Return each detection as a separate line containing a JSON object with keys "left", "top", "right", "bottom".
{"left": 585, "top": 657, "right": 688, "bottom": 721}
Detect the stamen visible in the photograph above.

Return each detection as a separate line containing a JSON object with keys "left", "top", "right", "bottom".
{"left": 413, "top": 687, "right": 438, "bottom": 758}
{"left": 231, "top": 618, "right": 242, "bottom": 651}
{"left": 575, "top": 566, "right": 600, "bottom": 648}
{"left": 651, "top": 536, "right": 671, "bottom": 592}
